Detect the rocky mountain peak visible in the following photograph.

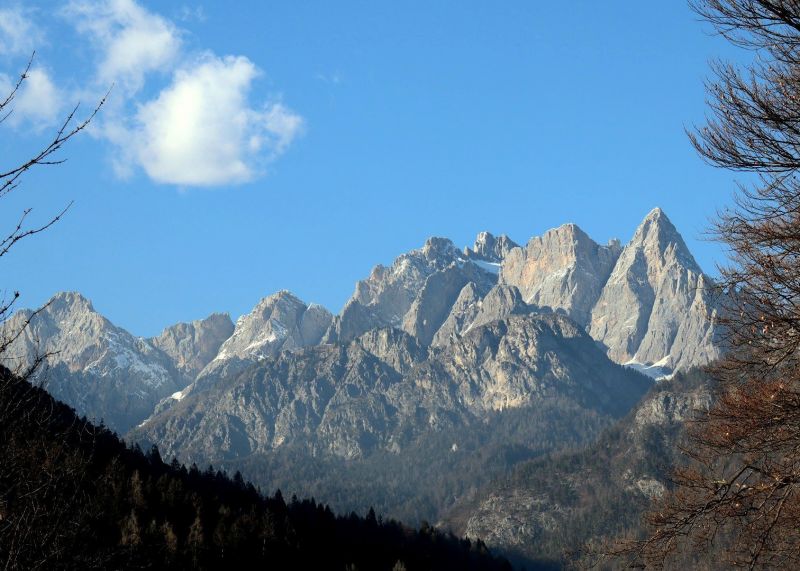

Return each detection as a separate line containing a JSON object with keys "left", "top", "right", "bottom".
{"left": 500, "top": 222, "right": 622, "bottom": 327}
{"left": 629, "top": 207, "right": 701, "bottom": 273}
{"left": 326, "top": 236, "right": 487, "bottom": 344}
{"left": 149, "top": 312, "right": 234, "bottom": 380}
{"left": 4, "top": 292, "right": 183, "bottom": 433}
{"left": 45, "top": 291, "right": 97, "bottom": 317}
{"left": 421, "top": 237, "right": 460, "bottom": 263}
{"left": 589, "top": 208, "right": 719, "bottom": 375}
{"left": 465, "top": 232, "right": 519, "bottom": 263}
{"left": 215, "top": 291, "right": 332, "bottom": 363}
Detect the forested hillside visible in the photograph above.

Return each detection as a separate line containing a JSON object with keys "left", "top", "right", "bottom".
{"left": 0, "top": 367, "right": 512, "bottom": 570}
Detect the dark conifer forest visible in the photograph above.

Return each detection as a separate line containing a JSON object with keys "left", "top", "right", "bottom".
{"left": 0, "top": 367, "right": 512, "bottom": 570}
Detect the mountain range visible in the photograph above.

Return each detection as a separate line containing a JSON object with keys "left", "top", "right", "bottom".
{"left": 3, "top": 207, "right": 723, "bottom": 564}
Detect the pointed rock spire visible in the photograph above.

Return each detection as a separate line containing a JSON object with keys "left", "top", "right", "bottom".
{"left": 589, "top": 208, "right": 720, "bottom": 374}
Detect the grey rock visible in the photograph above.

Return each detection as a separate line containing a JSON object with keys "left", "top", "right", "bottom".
{"left": 402, "top": 261, "right": 495, "bottom": 345}
{"left": 192, "top": 290, "right": 332, "bottom": 392}
{"left": 324, "top": 237, "right": 496, "bottom": 344}
{"left": 149, "top": 313, "right": 234, "bottom": 380}
{"left": 589, "top": 208, "right": 721, "bottom": 374}
{"left": 2, "top": 292, "right": 182, "bottom": 432}
{"left": 354, "top": 327, "right": 428, "bottom": 375}
{"left": 464, "top": 231, "right": 519, "bottom": 262}
{"left": 500, "top": 223, "right": 622, "bottom": 327}
{"left": 431, "top": 281, "right": 491, "bottom": 347}
{"left": 131, "top": 313, "right": 650, "bottom": 464}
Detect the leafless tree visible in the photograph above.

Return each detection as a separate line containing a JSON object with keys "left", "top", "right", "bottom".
{"left": 615, "top": 1, "right": 800, "bottom": 568}
{"left": 0, "top": 53, "right": 105, "bottom": 379}
{"left": 0, "top": 55, "right": 106, "bottom": 570}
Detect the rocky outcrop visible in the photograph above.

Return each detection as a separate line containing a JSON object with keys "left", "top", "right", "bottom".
{"left": 149, "top": 313, "right": 234, "bottom": 380}
{"left": 324, "top": 236, "right": 505, "bottom": 345}
{"left": 131, "top": 313, "right": 651, "bottom": 463}
{"left": 453, "top": 370, "right": 713, "bottom": 567}
{"left": 2, "top": 292, "right": 183, "bottom": 432}
{"left": 402, "top": 262, "right": 496, "bottom": 345}
{"left": 323, "top": 237, "right": 466, "bottom": 343}
{"left": 500, "top": 224, "right": 622, "bottom": 327}
{"left": 191, "top": 290, "right": 332, "bottom": 393}
{"left": 589, "top": 208, "right": 720, "bottom": 374}
{"left": 464, "top": 232, "right": 519, "bottom": 263}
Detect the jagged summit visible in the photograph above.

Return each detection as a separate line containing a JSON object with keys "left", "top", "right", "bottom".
{"left": 465, "top": 231, "right": 519, "bottom": 263}
{"left": 149, "top": 312, "right": 234, "bottom": 380}
{"left": 590, "top": 208, "right": 718, "bottom": 374}
{"left": 628, "top": 207, "right": 702, "bottom": 273}
{"left": 420, "top": 236, "right": 460, "bottom": 261}
{"left": 213, "top": 290, "right": 332, "bottom": 363}
{"left": 45, "top": 291, "right": 96, "bottom": 315}
{"left": 3, "top": 292, "right": 183, "bottom": 433}
{"left": 324, "top": 234, "right": 502, "bottom": 343}
{"left": 500, "top": 222, "right": 622, "bottom": 327}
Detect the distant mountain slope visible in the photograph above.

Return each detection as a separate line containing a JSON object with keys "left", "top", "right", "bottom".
{"left": 148, "top": 312, "right": 234, "bottom": 380}
{"left": 445, "top": 369, "right": 713, "bottom": 569}
{"left": 132, "top": 313, "right": 650, "bottom": 463}
{"left": 129, "top": 313, "right": 651, "bottom": 528}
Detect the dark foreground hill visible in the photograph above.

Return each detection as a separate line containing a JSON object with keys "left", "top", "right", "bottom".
{"left": 0, "top": 367, "right": 511, "bottom": 571}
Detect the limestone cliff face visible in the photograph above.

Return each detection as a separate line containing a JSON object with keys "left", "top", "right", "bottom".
{"left": 500, "top": 224, "right": 622, "bottom": 327}
{"left": 401, "top": 262, "right": 496, "bottom": 345}
{"left": 589, "top": 208, "right": 720, "bottom": 373}
{"left": 324, "top": 236, "right": 502, "bottom": 344}
{"left": 149, "top": 313, "right": 234, "bottom": 380}
{"left": 131, "top": 313, "right": 650, "bottom": 463}
{"left": 3, "top": 292, "right": 182, "bottom": 432}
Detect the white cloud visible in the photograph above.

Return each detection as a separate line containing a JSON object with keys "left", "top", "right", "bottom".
{"left": 129, "top": 55, "right": 303, "bottom": 186}
{"left": 60, "top": 0, "right": 303, "bottom": 187}
{"left": 0, "top": 68, "right": 62, "bottom": 130}
{"left": 64, "top": 0, "right": 181, "bottom": 92}
{"left": 0, "top": 7, "right": 42, "bottom": 56}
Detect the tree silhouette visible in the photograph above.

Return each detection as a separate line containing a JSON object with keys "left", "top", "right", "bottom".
{"left": 0, "top": 53, "right": 105, "bottom": 379}
{"left": 624, "top": 2, "right": 800, "bottom": 567}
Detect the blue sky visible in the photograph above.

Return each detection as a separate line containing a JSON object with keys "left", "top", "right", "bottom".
{"left": 1, "top": 1, "right": 745, "bottom": 336}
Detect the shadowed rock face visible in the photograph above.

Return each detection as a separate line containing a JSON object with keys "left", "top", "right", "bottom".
{"left": 589, "top": 208, "right": 720, "bottom": 373}
{"left": 500, "top": 224, "right": 622, "bottom": 328}
{"left": 131, "top": 313, "right": 651, "bottom": 464}
{"left": 3, "top": 292, "right": 184, "bottom": 433}
{"left": 401, "top": 262, "right": 497, "bottom": 346}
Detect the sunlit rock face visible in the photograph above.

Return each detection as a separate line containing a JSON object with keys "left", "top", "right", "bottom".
{"left": 149, "top": 312, "right": 234, "bottom": 380}
{"left": 324, "top": 235, "right": 505, "bottom": 345}
{"left": 131, "top": 312, "right": 650, "bottom": 463}
{"left": 4, "top": 292, "right": 184, "bottom": 432}
{"left": 499, "top": 223, "right": 622, "bottom": 328}
{"left": 589, "top": 208, "right": 721, "bottom": 375}
{"left": 190, "top": 290, "right": 332, "bottom": 393}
